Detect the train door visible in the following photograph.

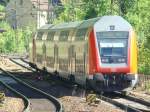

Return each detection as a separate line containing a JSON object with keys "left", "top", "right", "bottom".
{"left": 35, "top": 31, "right": 45, "bottom": 69}
{"left": 54, "top": 44, "right": 58, "bottom": 71}
{"left": 57, "top": 30, "right": 70, "bottom": 78}
{"left": 72, "top": 28, "right": 88, "bottom": 85}
{"left": 67, "top": 30, "right": 74, "bottom": 74}
{"left": 42, "top": 33, "right": 47, "bottom": 68}
{"left": 45, "top": 31, "right": 55, "bottom": 71}
{"left": 69, "top": 44, "right": 75, "bottom": 74}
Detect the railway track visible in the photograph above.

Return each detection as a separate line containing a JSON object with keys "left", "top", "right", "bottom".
{"left": 0, "top": 76, "right": 29, "bottom": 112}
{"left": 10, "top": 58, "right": 150, "bottom": 112}
{"left": 9, "top": 58, "right": 36, "bottom": 72}
{"left": 9, "top": 58, "right": 77, "bottom": 97}
{"left": 0, "top": 67, "right": 63, "bottom": 112}
{"left": 98, "top": 92, "right": 150, "bottom": 112}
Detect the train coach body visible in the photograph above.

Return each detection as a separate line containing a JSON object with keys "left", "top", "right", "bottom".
{"left": 29, "top": 16, "right": 138, "bottom": 92}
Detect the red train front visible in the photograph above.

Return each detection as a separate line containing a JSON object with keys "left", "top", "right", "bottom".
{"left": 88, "top": 16, "right": 138, "bottom": 92}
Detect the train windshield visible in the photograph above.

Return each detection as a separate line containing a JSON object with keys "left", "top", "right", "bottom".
{"left": 96, "top": 31, "right": 128, "bottom": 63}
{"left": 99, "top": 39, "right": 127, "bottom": 57}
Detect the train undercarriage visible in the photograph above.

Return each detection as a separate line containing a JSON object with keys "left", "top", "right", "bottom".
{"left": 87, "top": 73, "right": 138, "bottom": 92}
{"left": 29, "top": 62, "right": 138, "bottom": 93}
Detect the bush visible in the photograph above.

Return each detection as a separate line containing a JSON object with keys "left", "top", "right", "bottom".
{"left": 0, "top": 21, "right": 32, "bottom": 53}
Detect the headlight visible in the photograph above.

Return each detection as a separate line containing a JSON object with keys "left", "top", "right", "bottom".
{"left": 118, "top": 58, "right": 125, "bottom": 62}
{"left": 121, "top": 58, "right": 125, "bottom": 62}
{"left": 118, "top": 58, "right": 122, "bottom": 62}
{"left": 101, "top": 58, "right": 109, "bottom": 63}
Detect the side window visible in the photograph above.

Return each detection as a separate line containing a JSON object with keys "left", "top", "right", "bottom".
{"left": 36, "top": 32, "right": 43, "bottom": 40}
{"left": 47, "top": 32, "right": 55, "bottom": 41}
{"left": 75, "top": 28, "right": 87, "bottom": 41}
{"left": 59, "top": 31, "right": 69, "bottom": 41}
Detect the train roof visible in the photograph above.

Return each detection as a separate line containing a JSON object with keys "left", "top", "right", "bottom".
{"left": 50, "top": 18, "right": 100, "bottom": 31}
{"left": 38, "top": 16, "right": 131, "bottom": 32}
{"left": 38, "top": 17, "right": 100, "bottom": 31}
{"left": 94, "top": 16, "right": 132, "bottom": 32}
{"left": 78, "top": 17, "right": 100, "bottom": 29}
{"left": 38, "top": 24, "right": 54, "bottom": 31}
{"left": 51, "top": 21, "right": 82, "bottom": 30}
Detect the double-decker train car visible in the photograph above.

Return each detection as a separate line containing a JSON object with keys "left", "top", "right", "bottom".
{"left": 29, "top": 15, "right": 138, "bottom": 92}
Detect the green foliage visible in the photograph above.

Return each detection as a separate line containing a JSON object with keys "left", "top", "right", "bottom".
{"left": 129, "top": 0, "right": 150, "bottom": 75}
{"left": 0, "top": 21, "right": 32, "bottom": 53}
{"left": 0, "top": 4, "right": 5, "bottom": 20}
{"left": 82, "top": 0, "right": 109, "bottom": 19}
{"left": 54, "top": 0, "right": 110, "bottom": 22}
{"left": 53, "top": 2, "right": 85, "bottom": 23}
{"left": 138, "top": 42, "right": 150, "bottom": 74}
{"left": 0, "top": 4, "right": 4, "bottom": 11}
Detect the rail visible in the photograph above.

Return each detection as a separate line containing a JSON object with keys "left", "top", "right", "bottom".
{"left": 0, "top": 78, "right": 30, "bottom": 112}
{"left": 97, "top": 94, "right": 142, "bottom": 112}
{"left": 9, "top": 58, "right": 34, "bottom": 71}
{"left": 125, "top": 94, "right": 150, "bottom": 107}
{"left": 0, "top": 67, "right": 63, "bottom": 112}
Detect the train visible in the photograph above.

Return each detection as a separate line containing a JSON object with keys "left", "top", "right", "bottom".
{"left": 29, "top": 15, "right": 138, "bottom": 92}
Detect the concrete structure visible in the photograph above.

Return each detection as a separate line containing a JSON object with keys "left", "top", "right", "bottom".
{"left": 6, "top": 0, "right": 49, "bottom": 29}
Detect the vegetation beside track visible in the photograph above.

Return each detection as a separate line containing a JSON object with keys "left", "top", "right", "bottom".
{"left": 145, "top": 82, "right": 150, "bottom": 93}
{"left": 137, "top": 75, "right": 150, "bottom": 93}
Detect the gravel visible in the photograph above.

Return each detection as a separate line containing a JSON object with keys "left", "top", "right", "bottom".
{"left": 60, "top": 96, "right": 123, "bottom": 112}
{"left": 0, "top": 97, "right": 24, "bottom": 112}
{"left": 130, "top": 91, "right": 150, "bottom": 103}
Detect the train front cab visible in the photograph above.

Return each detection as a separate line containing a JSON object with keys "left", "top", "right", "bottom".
{"left": 88, "top": 16, "right": 138, "bottom": 92}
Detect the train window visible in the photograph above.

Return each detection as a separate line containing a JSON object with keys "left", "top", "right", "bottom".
{"left": 47, "top": 32, "right": 55, "bottom": 41}
{"left": 99, "top": 38, "right": 128, "bottom": 63}
{"left": 36, "top": 32, "right": 44, "bottom": 40}
{"left": 59, "top": 31, "right": 69, "bottom": 41}
{"left": 75, "top": 28, "right": 87, "bottom": 41}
